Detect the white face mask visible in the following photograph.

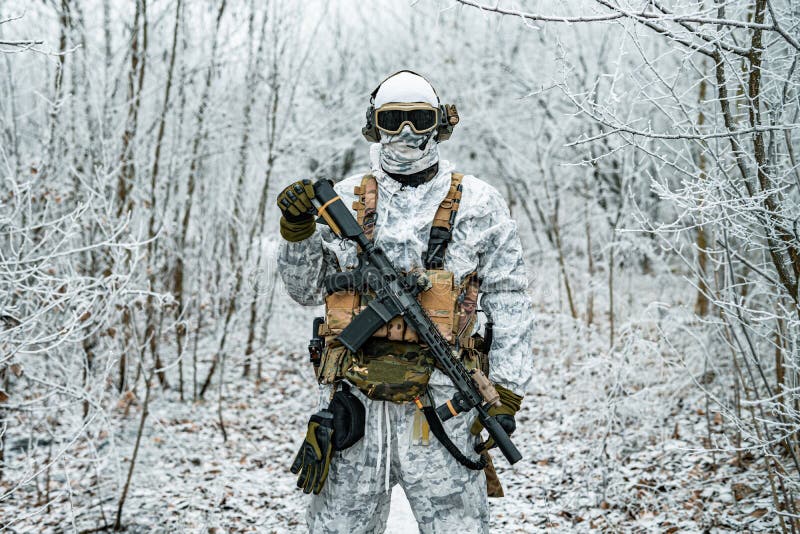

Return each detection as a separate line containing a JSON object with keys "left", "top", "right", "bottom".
{"left": 379, "top": 125, "right": 439, "bottom": 176}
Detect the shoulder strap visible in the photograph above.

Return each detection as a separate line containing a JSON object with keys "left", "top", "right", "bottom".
{"left": 424, "top": 172, "right": 464, "bottom": 269}
{"left": 352, "top": 174, "right": 378, "bottom": 241}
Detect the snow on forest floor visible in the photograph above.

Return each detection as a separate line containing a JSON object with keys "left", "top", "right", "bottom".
{"left": 3, "top": 287, "right": 782, "bottom": 533}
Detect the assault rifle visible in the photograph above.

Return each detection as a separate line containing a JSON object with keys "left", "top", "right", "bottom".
{"left": 311, "top": 179, "right": 522, "bottom": 466}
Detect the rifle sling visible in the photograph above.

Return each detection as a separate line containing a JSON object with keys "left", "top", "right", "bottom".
{"left": 421, "top": 406, "right": 487, "bottom": 471}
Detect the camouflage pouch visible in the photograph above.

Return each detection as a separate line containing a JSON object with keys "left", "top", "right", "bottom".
{"left": 343, "top": 339, "right": 435, "bottom": 402}
{"left": 461, "top": 344, "right": 487, "bottom": 374}
{"left": 316, "top": 342, "right": 348, "bottom": 385}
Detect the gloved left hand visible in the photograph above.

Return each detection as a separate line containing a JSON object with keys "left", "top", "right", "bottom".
{"left": 290, "top": 410, "right": 335, "bottom": 494}
{"left": 277, "top": 179, "right": 317, "bottom": 242}
{"left": 470, "top": 384, "right": 523, "bottom": 454}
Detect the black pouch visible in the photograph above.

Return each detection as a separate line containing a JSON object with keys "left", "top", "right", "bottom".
{"left": 329, "top": 383, "right": 366, "bottom": 451}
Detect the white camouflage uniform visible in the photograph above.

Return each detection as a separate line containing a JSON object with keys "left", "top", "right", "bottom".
{"left": 278, "top": 147, "right": 535, "bottom": 533}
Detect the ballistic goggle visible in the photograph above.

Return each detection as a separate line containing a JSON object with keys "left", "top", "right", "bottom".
{"left": 374, "top": 102, "right": 439, "bottom": 136}
{"left": 362, "top": 70, "right": 458, "bottom": 143}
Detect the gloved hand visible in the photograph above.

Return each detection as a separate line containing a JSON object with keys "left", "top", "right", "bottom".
{"left": 277, "top": 179, "right": 317, "bottom": 242}
{"left": 290, "top": 410, "right": 335, "bottom": 494}
{"left": 470, "top": 384, "right": 523, "bottom": 454}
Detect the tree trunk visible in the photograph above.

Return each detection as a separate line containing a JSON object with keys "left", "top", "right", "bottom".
{"left": 144, "top": 0, "right": 183, "bottom": 394}
{"left": 173, "top": 0, "right": 228, "bottom": 399}
{"left": 116, "top": 0, "right": 148, "bottom": 390}
{"left": 694, "top": 75, "right": 710, "bottom": 317}
{"left": 584, "top": 195, "right": 594, "bottom": 326}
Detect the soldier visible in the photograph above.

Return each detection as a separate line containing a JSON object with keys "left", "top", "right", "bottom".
{"left": 276, "top": 70, "right": 534, "bottom": 533}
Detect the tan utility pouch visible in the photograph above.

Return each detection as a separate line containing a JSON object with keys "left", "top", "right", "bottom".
{"left": 322, "top": 269, "right": 474, "bottom": 343}
{"left": 317, "top": 270, "right": 485, "bottom": 402}
{"left": 323, "top": 290, "right": 360, "bottom": 334}
{"left": 418, "top": 270, "right": 459, "bottom": 343}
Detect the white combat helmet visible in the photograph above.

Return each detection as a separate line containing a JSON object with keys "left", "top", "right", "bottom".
{"left": 374, "top": 71, "right": 439, "bottom": 108}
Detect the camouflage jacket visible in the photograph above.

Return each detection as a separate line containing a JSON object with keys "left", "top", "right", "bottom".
{"left": 277, "top": 153, "right": 535, "bottom": 394}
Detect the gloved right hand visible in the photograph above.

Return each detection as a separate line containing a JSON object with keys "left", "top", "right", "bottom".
{"left": 290, "top": 409, "right": 335, "bottom": 494}
{"left": 470, "top": 384, "right": 523, "bottom": 454}
{"left": 277, "top": 179, "right": 317, "bottom": 242}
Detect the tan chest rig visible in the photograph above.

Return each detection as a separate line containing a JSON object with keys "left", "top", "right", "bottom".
{"left": 314, "top": 173, "right": 489, "bottom": 403}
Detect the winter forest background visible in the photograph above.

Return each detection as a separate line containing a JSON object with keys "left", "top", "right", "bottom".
{"left": 1, "top": 0, "right": 799, "bottom": 532}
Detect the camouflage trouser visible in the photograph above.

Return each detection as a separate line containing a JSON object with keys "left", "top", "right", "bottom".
{"left": 307, "top": 383, "right": 489, "bottom": 534}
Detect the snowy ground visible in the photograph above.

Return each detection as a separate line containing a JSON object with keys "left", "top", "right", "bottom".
{"left": 2, "top": 278, "right": 782, "bottom": 532}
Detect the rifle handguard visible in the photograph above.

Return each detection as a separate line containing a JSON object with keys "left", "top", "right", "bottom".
{"left": 436, "top": 370, "right": 500, "bottom": 422}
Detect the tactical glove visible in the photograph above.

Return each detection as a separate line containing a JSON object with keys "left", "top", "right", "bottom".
{"left": 470, "top": 384, "right": 523, "bottom": 454}
{"left": 277, "top": 179, "right": 317, "bottom": 242}
{"left": 290, "top": 410, "right": 335, "bottom": 494}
